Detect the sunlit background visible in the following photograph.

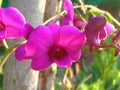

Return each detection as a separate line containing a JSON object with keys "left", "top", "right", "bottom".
{"left": 0, "top": 0, "right": 120, "bottom": 90}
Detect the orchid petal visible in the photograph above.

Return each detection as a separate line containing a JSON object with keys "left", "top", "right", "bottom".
{"left": 112, "top": 32, "right": 120, "bottom": 56}
{"left": 31, "top": 54, "right": 53, "bottom": 71}
{"left": 85, "top": 16, "right": 106, "bottom": 46}
{"left": 20, "top": 23, "right": 34, "bottom": 39}
{"left": 0, "top": 29, "right": 7, "bottom": 38}
{"left": 73, "top": 16, "right": 86, "bottom": 27}
{"left": 15, "top": 45, "right": 30, "bottom": 61}
{"left": 54, "top": 56, "right": 72, "bottom": 67}
{"left": 64, "top": 0, "right": 74, "bottom": 20}
{"left": 2, "top": 7, "right": 26, "bottom": 28}
{"left": 113, "top": 32, "right": 120, "bottom": 42}
{"left": 5, "top": 26, "right": 21, "bottom": 38}
{"left": 48, "top": 23, "right": 60, "bottom": 42}
{"left": 58, "top": 25, "right": 86, "bottom": 61}
{"left": 60, "top": 0, "right": 74, "bottom": 26}
{"left": 104, "top": 22, "right": 115, "bottom": 35}
{"left": 99, "top": 22, "right": 114, "bottom": 40}
{"left": 59, "top": 25, "right": 86, "bottom": 50}
{"left": 71, "top": 50, "right": 81, "bottom": 62}
{"left": 26, "top": 25, "right": 53, "bottom": 60}
{"left": 99, "top": 28, "right": 107, "bottom": 40}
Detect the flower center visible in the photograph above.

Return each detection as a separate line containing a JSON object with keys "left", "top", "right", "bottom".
{"left": 48, "top": 46, "right": 68, "bottom": 60}
{"left": 0, "top": 22, "right": 5, "bottom": 31}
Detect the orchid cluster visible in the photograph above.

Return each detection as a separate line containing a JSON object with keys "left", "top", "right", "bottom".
{"left": 0, "top": 0, "right": 119, "bottom": 71}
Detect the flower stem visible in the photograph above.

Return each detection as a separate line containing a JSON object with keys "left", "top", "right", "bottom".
{"left": 74, "top": 5, "right": 120, "bottom": 26}
{"left": 62, "top": 68, "right": 72, "bottom": 89}
{"left": 43, "top": 5, "right": 120, "bottom": 27}
{"left": 0, "top": 44, "right": 20, "bottom": 70}
{"left": 76, "top": 74, "right": 92, "bottom": 89}
{"left": 96, "top": 44, "right": 120, "bottom": 51}
{"left": 63, "top": 68, "right": 69, "bottom": 84}
{"left": 43, "top": 11, "right": 65, "bottom": 25}
{"left": 0, "top": 50, "right": 13, "bottom": 70}
{"left": 96, "top": 44, "right": 115, "bottom": 49}
{"left": 78, "top": 0, "right": 86, "bottom": 14}
{"left": 3, "top": 40, "right": 9, "bottom": 49}
{"left": 114, "top": 38, "right": 120, "bottom": 47}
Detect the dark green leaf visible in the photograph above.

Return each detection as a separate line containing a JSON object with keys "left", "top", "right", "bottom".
{"left": 2, "top": 0, "right": 9, "bottom": 7}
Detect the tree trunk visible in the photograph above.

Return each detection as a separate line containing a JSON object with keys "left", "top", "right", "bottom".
{"left": 3, "top": 0, "right": 46, "bottom": 90}
{"left": 37, "top": 0, "right": 62, "bottom": 90}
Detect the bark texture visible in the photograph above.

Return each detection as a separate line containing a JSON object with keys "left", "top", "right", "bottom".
{"left": 3, "top": 0, "right": 46, "bottom": 90}
{"left": 37, "top": 0, "right": 62, "bottom": 90}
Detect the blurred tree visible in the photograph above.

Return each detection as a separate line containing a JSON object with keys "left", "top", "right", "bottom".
{"left": 37, "top": 0, "right": 62, "bottom": 90}
{"left": 3, "top": 0, "right": 46, "bottom": 90}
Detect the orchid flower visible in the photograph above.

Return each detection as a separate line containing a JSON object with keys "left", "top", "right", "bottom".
{"left": 112, "top": 32, "right": 120, "bottom": 56}
{"left": 85, "top": 15, "right": 114, "bottom": 51}
{"left": 15, "top": 23, "right": 86, "bottom": 71}
{"left": 60, "top": 0, "right": 86, "bottom": 27}
{"left": 20, "top": 23, "right": 34, "bottom": 39}
{"left": 0, "top": 7, "right": 26, "bottom": 43}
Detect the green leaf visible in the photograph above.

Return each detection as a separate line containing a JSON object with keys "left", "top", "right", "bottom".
{"left": 72, "top": 0, "right": 78, "bottom": 3}
{"left": 85, "top": 0, "right": 106, "bottom": 5}
{"left": 2, "top": 0, "right": 9, "bottom": 7}
{"left": 0, "top": 74, "right": 3, "bottom": 90}
{"left": 0, "top": 46, "right": 5, "bottom": 62}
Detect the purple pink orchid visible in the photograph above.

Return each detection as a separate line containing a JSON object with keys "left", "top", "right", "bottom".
{"left": 85, "top": 15, "right": 114, "bottom": 51}
{"left": 60, "top": 0, "right": 86, "bottom": 27}
{"left": 15, "top": 0, "right": 86, "bottom": 71}
{"left": 0, "top": 0, "right": 117, "bottom": 71}
{"left": 0, "top": 7, "right": 26, "bottom": 43}
{"left": 15, "top": 24, "right": 86, "bottom": 70}
{"left": 112, "top": 32, "right": 120, "bottom": 56}
{"left": 60, "top": 0, "right": 74, "bottom": 25}
{"left": 20, "top": 23, "right": 34, "bottom": 39}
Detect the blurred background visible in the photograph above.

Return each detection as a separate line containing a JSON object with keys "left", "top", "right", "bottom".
{"left": 0, "top": 0, "right": 120, "bottom": 90}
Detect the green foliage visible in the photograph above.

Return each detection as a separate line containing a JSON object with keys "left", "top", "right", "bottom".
{"left": 2, "top": 0, "right": 9, "bottom": 7}
{"left": 85, "top": 0, "right": 106, "bottom": 5}
{"left": 71, "top": 0, "right": 78, "bottom": 3}
{"left": 0, "top": 74, "right": 3, "bottom": 90}
{"left": 85, "top": 0, "right": 120, "bottom": 7}
{"left": 0, "top": 46, "right": 5, "bottom": 90}
{"left": 76, "top": 48, "right": 120, "bottom": 90}
{"left": 0, "top": 1, "right": 7, "bottom": 87}
{"left": 0, "top": 46, "right": 5, "bottom": 64}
